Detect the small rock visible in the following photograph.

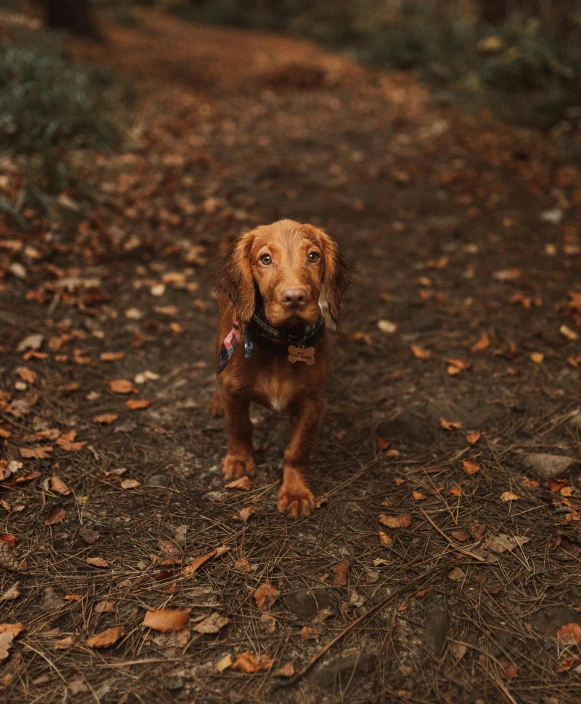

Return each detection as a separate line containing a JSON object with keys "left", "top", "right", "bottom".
{"left": 423, "top": 604, "right": 449, "bottom": 655}
{"left": 161, "top": 676, "right": 184, "bottom": 691}
{"left": 285, "top": 588, "right": 332, "bottom": 620}
{"left": 522, "top": 453, "right": 579, "bottom": 481}
{"left": 310, "top": 651, "right": 377, "bottom": 691}
{"left": 146, "top": 474, "right": 170, "bottom": 487}
{"left": 114, "top": 421, "right": 137, "bottom": 434}
{"left": 79, "top": 527, "right": 101, "bottom": 544}
{"left": 42, "top": 587, "right": 65, "bottom": 611}
{"left": 540, "top": 209, "right": 563, "bottom": 224}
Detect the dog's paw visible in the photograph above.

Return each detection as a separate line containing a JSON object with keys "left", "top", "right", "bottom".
{"left": 209, "top": 391, "right": 225, "bottom": 418}
{"left": 222, "top": 454, "right": 256, "bottom": 480}
{"left": 278, "top": 471, "right": 314, "bottom": 518}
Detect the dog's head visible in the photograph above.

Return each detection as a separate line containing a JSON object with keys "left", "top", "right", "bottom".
{"left": 218, "top": 219, "right": 352, "bottom": 328}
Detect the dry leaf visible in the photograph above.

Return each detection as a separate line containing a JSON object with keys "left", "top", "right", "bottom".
{"left": 95, "top": 601, "right": 115, "bottom": 614}
{"left": 557, "top": 657, "right": 577, "bottom": 673}
{"left": 143, "top": 608, "right": 190, "bottom": 633}
{"left": 378, "top": 531, "right": 392, "bottom": 546}
{"left": 378, "top": 513, "right": 411, "bottom": 529}
{"left": 0, "top": 534, "right": 16, "bottom": 547}
{"left": 86, "top": 557, "right": 109, "bottom": 568}
{"left": 375, "top": 435, "right": 390, "bottom": 451}
{"left": 451, "top": 529, "right": 469, "bottom": 542}
{"left": 44, "top": 507, "right": 66, "bottom": 526}
{"left": 233, "top": 506, "right": 255, "bottom": 521}
{"left": 259, "top": 613, "right": 276, "bottom": 633}
{"left": 440, "top": 418, "right": 462, "bottom": 431}
{"left": 225, "top": 476, "right": 253, "bottom": 491}
{"left": 253, "top": 581, "right": 281, "bottom": 610}
{"left": 331, "top": 559, "right": 350, "bottom": 587}
{"left": 182, "top": 545, "right": 229, "bottom": 577}
{"left": 86, "top": 626, "right": 124, "bottom": 649}
{"left": 0, "top": 623, "right": 25, "bottom": 637}
{"left": 412, "top": 490, "right": 426, "bottom": 501}
{"left": 0, "top": 583, "right": 20, "bottom": 601}
{"left": 216, "top": 654, "right": 232, "bottom": 671}
{"left": 471, "top": 332, "right": 490, "bottom": 352}
{"left": 448, "top": 567, "right": 465, "bottom": 582}
{"left": 236, "top": 557, "right": 252, "bottom": 573}
{"left": 51, "top": 475, "right": 71, "bottom": 496}
{"left": 446, "top": 358, "right": 471, "bottom": 375}
{"left": 126, "top": 399, "right": 152, "bottom": 410}
{"left": 193, "top": 612, "right": 229, "bottom": 634}
{"left": 120, "top": 479, "right": 140, "bottom": 490}
{"left": 232, "top": 651, "right": 274, "bottom": 673}
{"left": 93, "top": 414, "right": 118, "bottom": 424}
{"left": 530, "top": 352, "right": 544, "bottom": 364}
{"left": 377, "top": 320, "right": 397, "bottom": 333}
{"left": 56, "top": 431, "right": 86, "bottom": 452}
{"left": 500, "top": 491, "right": 520, "bottom": 502}
{"left": 462, "top": 460, "right": 481, "bottom": 475}
{"left": 558, "top": 623, "right": 581, "bottom": 646}
{"left": 53, "top": 635, "right": 73, "bottom": 650}
{"left": 16, "top": 367, "right": 36, "bottom": 384}
{"left": 274, "top": 662, "right": 295, "bottom": 678}
{"left": 449, "top": 487, "right": 462, "bottom": 496}
{"left": 100, "top": 352, "right": 125, "bottom": 361}
{"left": 547, "top": 478, "right": 568, "bottom": 493}
{"left": 109, "top": 379, "right": 137, "bottom": 394}
{"left": 411, "top": 344, "right": 431, "bottom": 360}
{"left": 301, "top": 626, "right": 320, "bottom": 640}
{"left": 466, "top": 431, "right": 481, "bottom": 445}
{"left": 482, "top": 534, "right": 529, "bottom": 554}
{"left": 0, "top": 632, "right": 14, "bottom": 661}
{"left": 20, "top": 446, "right": 53, "bottom": 459}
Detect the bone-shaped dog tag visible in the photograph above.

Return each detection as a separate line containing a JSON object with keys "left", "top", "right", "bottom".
{"left": 288, "top": 345, "right": 315, "bottom": 365}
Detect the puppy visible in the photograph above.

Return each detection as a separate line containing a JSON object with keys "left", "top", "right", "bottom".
{"left": 212, "top": 219, "right": 351, "bottom": 517}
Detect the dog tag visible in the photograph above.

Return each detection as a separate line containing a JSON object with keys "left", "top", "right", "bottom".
{"left": 288, "top": 345, "right": 315, "bottom": 365}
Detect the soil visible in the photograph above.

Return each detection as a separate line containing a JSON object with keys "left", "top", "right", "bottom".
{"left": 1, "top": 9, "right": 581, "bottom": 704}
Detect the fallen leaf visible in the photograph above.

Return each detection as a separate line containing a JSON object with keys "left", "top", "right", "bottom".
{"left": 232, "top": 651, "right": 274, "bottom": 673}
{"left": 193, "top": 612, "right": 229, "bottom": 634}
{"left": 493, "top": 269, "right": 521, "bottom": 282}
{"left": 378, "top": 531, "right": 392, "bottom": 546}
{"left": 56, "top": 431, "right": 86, "bottom": 452}
{"left": 143, "top": 608, "right": 190, "bottom": 633}
{"left": 500, "top": 491, "right": 520, "bottom": 502}
{"left": 44, "top": 507, "right": 66, "bottom": 526}
{"left": 440, "top": 418, "right": 462, "bottom": 431}
{"left": 411, "top": 345, "right": 431, "bottom": 360}
{"left": 20, "top": 446, "right": 53, "bottom": 459}
{"left": 462, "top": 460, "right": 481, "bottom": 475}
{"left": 86, "top": 626, "right": 124, "bottom": 648}
{"left": 412, "top": 490, "right": 426, "bottom": 501}
{"left": 466, "top": 431, "right": 481, "bottom": 445}
{"left": 274, "top": 662, "right": 294, "bottom": 678}
{"left": 182, "top": 545, "right": 229, "bottom": 577}
{"left": 547, "top": 478, "right": 568, "bottom": 493}
{"left": 93, "top": 413, "right": 118, "bottom": 424}
{"left": 225, "top": 476, "right": 253, "bottom": 491}
{"left": 557, "top": 657, "right": 577, "bottom": 673}
{"left": 0, "top": 534, "right": 16, "bottom": 547}
{"left": 86, "top": 557, "right": 109, "bottom": 568}
{"left": 446, "top": 358, "right": 471, "bottom": 375}
{"left": 301, "top": 626, "right": 320, "bottom": 640}
{"left": 331, "top": 559, "right": 350, "bottom": 586}
{"left": 375, "top": 435, "right": 390, "bottom": 451}
{"left": 560, "top": 325, "right": 579, "bottom": 342}
{"left": 504, "top": 663, "right": 518, "bottom": 680}
{"left": 233, "top": 506, "right": 255, "bottom": 521}
{"left": 100, "top": 352, "right": 126, "bottom": 362}
{"left": 53, "top": 636, "right": 73, "bottom": 650}
{"left": 216, "top": 654, "right": 232, "bottom": 671}
{"left": 451, "top": 529, "right": 469, "bottom": 542}
{"left": 259, "top": 613, "right": 276, "bottom": 633}
{"left": 448, "top": 567, "right": 465, "bottom": 582}
{"left": 482, "top": 534, "right": 530, "bottom": 554}
{"left": 530, "top": 352, "right": 544, "bottom": 364}
{"left": 0, "top": 623, "right": 25, "bottom": 636}
{"left": 471, "top": 332, "right": 490, "bottom": 352}
{"left": 561, "top": 486, "right": 575, "bottom": 498}
{"left": 377, "top": 320, "right": 397, "bottom": 333}
{"left": 95, "top": 601, "right": 115, "bottom": 614}
{"left": 0, "top": 632, "right": 14, "bottom": 661}
{"left": 449, "top": 486, "right": 462, "bottom": 496}
{"left": 120, "top": 479, "right": 140, "bottom": 490}
{"left": 558, "top": 623, "right": 581, "bottom": 646}
{"left": 50, "top": 475, "right": 71, "bottom": 496}
{"left": 126, "top": 399, "right": 152, "bottom": 410}
{"left": 0, "top": 583, "right": 20, "bottom": 601}
{"left": 254, "top": 581, "right": 281, "bottom": 610}
{"left": 379, "top": 513, "right": 411, "bottom": 529}
{"left": 16, "top": 367, "right": 36, "bottom": 384}
{"left": 236, "top": 557, "right": 252, "bottom": 573}
{"left": 109, "top": 379, "right": 137, "bottom": 394}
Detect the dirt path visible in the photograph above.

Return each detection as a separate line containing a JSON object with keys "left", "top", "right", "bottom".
{"left": 1, "top": 10, "right": 581, "bottom": 703}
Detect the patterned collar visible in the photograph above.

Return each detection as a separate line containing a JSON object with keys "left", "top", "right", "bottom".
{"left": 217, "top": 305, "right": 325, "bottom": 374}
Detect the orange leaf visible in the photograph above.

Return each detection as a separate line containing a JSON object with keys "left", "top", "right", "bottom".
{"left": 20, "top": 446, "right": 53, "bottom": 459}
{"left": 471, "top": 332, "right": 490, "bottom": 352}
{"left": 440, "top": 418, "right": 462, "bottom": 431}
{"left": 0, "top": 534, "right": 17, "bottom": 547}
{"left": 126, "top": 399, "right": 152, "bottom": 410}
{"left": 462, "top": 460, "right": 481, "bottom": 475}
{"left": 547, "top": 478, "right": 568, "bottom": 493}
{"left": 50, "top": 475, "right": 71, "bottom": 496}
{"left": 44, "top": 507, "right": 66, "bottom": 526}
{"left": 15, "top": 367, "right": 36, "bottom": 384}
{"left": 0, "top": 623, "right": 25, "bottom": 637}
{"left": 142, "top": 608, "right": 190, "bottom": 633}
{"left": 253, "top": 581, "right": 281, "bottom": 610}
{"left": 86, "top": 626, "right": 124, "bottom": 649}
{"left": 411, "top": 345, "right": 431, "bottom": 360}
{"left": 378, "top": 513, "right": 411, "bottom": 529}
{"left": 449, "top": 487, "right": 462, "bottom": 496}
{"left": 100, "top": 352, "right": 126, "bottom": 362}
{"left": 182, "top": 545, "right": 229, "bottom": 577}
{"left": 412, "top": 490, "right": 427, "bottom": 501}
{"left": 331, "top": 559, "right": 350, "bottom": 587}
{"left": 87, "top": 557, "right": 108, "bottom": 568}
{"left": 225, "top": 476, "right": 253, "bottom": 491}
{"left": 93, "top": 414, "right": 118, "bottom": 424}
{"left": 232, "top": 651, "right": 274, "bottom": 673}
{"left": 109, "top": 379, "right": 136, "bottom": 394}
{"left": 557, "top": 657, "right": 577, "bottom": 673}
{"left": 375, "top": 435, "right": 390, "bottom": 451}
{"left": 466, "top": 431, "right": 481, "bottom": 445}
{"left": 557, "top": 623, "right": 581, "bottom": 646}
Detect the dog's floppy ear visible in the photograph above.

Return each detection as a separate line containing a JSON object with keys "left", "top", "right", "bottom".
{"left": 310, "top": 226, "right": 353, "bottom": 327}
{"left": 217, "top": 230, "right": 256, "bottom": 325}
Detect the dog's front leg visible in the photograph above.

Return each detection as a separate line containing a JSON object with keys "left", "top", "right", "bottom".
{"left": 222, "top": 393, "right": 256, "bottom": 480}
{"left": 278, "top": 395, "right": 321, "bottom": 518}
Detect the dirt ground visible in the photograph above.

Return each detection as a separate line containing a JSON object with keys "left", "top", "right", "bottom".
{"left": 2, "top": 9, "right": 581, "bottom": 704}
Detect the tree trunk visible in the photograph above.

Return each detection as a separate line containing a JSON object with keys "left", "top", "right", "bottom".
{"left": 44, "top": 0, "right": 104, "bottom": 41}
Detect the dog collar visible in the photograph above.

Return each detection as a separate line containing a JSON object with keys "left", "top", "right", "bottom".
{"left": 217, "top": 305, "right": 324, "bottom": 373}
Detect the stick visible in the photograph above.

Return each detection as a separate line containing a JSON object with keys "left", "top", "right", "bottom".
{"left": 420, "top": 509, "right": 486, "bottom": 562}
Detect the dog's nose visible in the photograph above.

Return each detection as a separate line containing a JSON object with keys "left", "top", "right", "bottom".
{"left": 281, "top": 287, "right": 308, "bottom": 308}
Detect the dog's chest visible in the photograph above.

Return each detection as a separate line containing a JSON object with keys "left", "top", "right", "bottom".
{"left": 254, "top": 372, "right": 296, "bottom": 412}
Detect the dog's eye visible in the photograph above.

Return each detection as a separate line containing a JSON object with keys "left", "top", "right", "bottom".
{"left": 308, "top": 252, "right": 320, "bottom": 263}
{"left": 260, "top": 253, "right": 272, "bottom": 265}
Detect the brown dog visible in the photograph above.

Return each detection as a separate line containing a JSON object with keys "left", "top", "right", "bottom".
{"left": 211, "top": 219, "right": 352, "bottom": 517}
